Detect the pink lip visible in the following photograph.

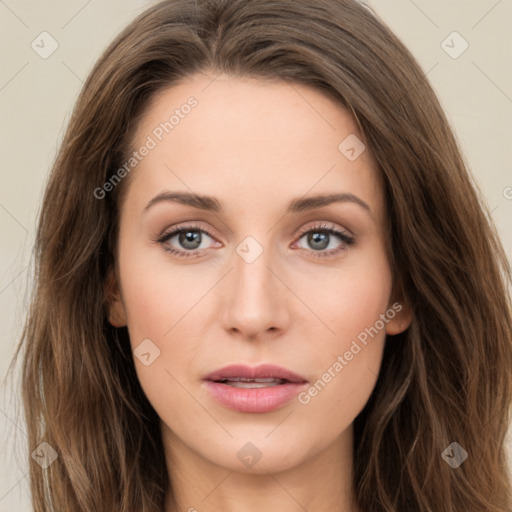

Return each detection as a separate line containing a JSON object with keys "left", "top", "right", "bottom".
{"left": 203, "top": 364, "right": 308, "bottom": 413}
{"left": 203, "top": 364, "right": 308, "bottom": 383}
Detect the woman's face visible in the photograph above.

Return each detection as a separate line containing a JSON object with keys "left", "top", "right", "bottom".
{"left": 108, "top": 72, "right": 412, "bottom": 474}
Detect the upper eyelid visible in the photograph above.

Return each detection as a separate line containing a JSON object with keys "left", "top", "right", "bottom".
{"left": 160, "top": 223, "right": 215, "bottom": 240}
{"left": 296, "top": 222, "right": 349, "bottom": 236}
{"left": 160, "top": 221, "right": 349, "bottom": 240}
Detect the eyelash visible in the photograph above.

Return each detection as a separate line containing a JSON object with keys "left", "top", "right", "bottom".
{"left": 154, "top": 222, "right": 355, "bottom": 259}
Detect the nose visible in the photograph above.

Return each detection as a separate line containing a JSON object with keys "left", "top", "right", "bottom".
{"left": 219, "top": 240, "right": 290, "bottom": 341}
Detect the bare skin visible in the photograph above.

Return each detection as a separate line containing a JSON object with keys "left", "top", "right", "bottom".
{"left": 107, "top": 72, "right": 412, "bottom": 512}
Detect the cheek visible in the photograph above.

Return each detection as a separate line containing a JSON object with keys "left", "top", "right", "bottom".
{"left": 116, "top": 244, "right": 202, "bottom": 418}
{"left": 293, "top": 243, "right": 392, "bottom": 422}
{"left": 298, "top": 240, "right": 393, "bottom": 353}
{"left": 117, "top": 236, "right": 201, "bottom": 344}
{"left": 116, "top": 238, "right": 212, "bottom": 394}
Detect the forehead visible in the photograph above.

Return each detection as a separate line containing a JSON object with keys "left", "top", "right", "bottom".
{"left": 123, "top": 73, "right": 384, "bottom": 221}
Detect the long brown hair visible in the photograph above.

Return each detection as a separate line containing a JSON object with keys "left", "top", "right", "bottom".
{"left": 9, "top": 0, "right": 512, "bottom": 510}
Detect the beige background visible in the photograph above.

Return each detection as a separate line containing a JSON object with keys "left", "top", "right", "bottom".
{"left": 1, "top": 0, "right": 511, "bottom": 509}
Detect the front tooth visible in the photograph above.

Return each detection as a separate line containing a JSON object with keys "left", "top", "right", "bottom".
{"left": 226, "top": 381, "right": 280, "bottom": 388}
{"left": 224, "top": 377, "right": 285, "bottom": 384}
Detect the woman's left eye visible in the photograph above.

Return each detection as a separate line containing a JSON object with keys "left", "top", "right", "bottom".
{"left": 293, "top": 223, "right": 355, "bottom": 257}
{"left": 155, "top": 222, "right": 355, "bottom": 259}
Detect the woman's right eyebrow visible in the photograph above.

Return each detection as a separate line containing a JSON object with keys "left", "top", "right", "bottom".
{"left": 144, "top": 191, "right": 221, "bottom": 213}
{"left": 143, "top": 191, "right": 372, "bottom": 217}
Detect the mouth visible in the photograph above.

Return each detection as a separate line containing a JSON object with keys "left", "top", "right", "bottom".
{"left": 203, "top": 364, "right": 308, "bottom": 413}
{"left": 203, "top": 363, "right": 308, "bottom": 384}
{"left": 213, "top": 377, "right": 289, "bottom": 388}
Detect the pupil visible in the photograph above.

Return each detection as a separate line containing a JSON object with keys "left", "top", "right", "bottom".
{"left": 308, "top": 232, "right": 329, "bottom": 250}
{"left": 179, "top": 230, "right": 201, "bottom": 249}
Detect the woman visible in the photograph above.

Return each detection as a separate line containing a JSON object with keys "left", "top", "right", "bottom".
{"left": 11, "top": 0, "right": 512, "bottom": 510}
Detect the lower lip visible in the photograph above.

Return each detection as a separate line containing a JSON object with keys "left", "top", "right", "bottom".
{"left": 203, "top": 380, "right": 307, "bottom": 413}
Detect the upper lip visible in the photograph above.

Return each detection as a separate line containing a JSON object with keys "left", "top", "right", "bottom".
{"left": 204, "top": 364, "right": 308, "bottom": 383}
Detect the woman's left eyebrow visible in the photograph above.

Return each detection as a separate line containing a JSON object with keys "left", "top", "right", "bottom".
{"left": 286, "top": 192, "right": 371, "bottom": 216}
{"left": 144, "top": 191, "right": 372, "bottom": 216}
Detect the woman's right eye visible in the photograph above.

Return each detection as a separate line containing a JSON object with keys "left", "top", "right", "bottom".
{"left": 157, "top": 224, "right": 218, "bottom": 258}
